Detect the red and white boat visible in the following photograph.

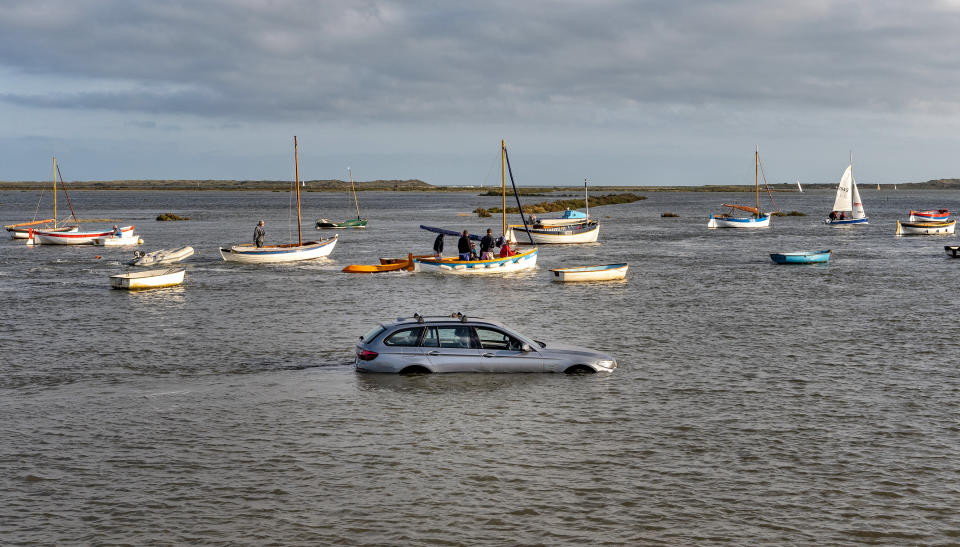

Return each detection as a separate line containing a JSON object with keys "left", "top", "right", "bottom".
{"left": 909, "top": 209, "right": 950, "bottom": 222}
{"left": 31, "top": 225, "right": 134, "bottom": 245}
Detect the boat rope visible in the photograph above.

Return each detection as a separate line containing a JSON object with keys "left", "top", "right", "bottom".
{"left": 31, "top": 185, "right": 46, "bottom": 222}
{"left": 756, "top": 156, "right": 781, "bottom": 213}
{"left": 55, "top": 164, "right": 80, "bottom": 222}
{"left": 502, "top": 145, "right": 535, "bottom": 245}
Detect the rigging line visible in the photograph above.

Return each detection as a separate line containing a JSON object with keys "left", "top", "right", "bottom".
{"left": 480, "top": 150, "right": 498, "bottom": 188}
{"left": 502, "top": 144, "right": 535, "bottom": 245}
{"left": 757, "top": 156, "right": 781, "bottom": 213}
{"left": 55, "top": 164, "right": 80, "bottom": 221}
{"left": 31, "top": 183, "right": 46, "bottom": 222}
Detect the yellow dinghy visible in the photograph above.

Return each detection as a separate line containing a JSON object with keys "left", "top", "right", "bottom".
{"left": 342, "top": 254, "right": 436, "bottom": 273}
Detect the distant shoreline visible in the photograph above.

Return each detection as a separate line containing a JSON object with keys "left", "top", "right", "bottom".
{"left": 1, "top": 179, "right": 959, "bottom": 192}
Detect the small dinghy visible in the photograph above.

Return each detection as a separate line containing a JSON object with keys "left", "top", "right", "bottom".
{"left": 342, "top": 253, "right": 435, "bottom": 273}
{"left": 910, "top": 209, "right": 950, "bottom": 222}
{"left": 550, "top": 263, "right": 628, "bottom": 282}
{"left": 110, "top": 267, "right": 185, "bottom": 290}
{"left": 130, "top": 246, "right": 195, "bottom": 266}
{"left": 895, "top": 219, "right": 957, "bottom": 235}
{"left": 770, "top": 250, "right": 831, "bottom": 264}
{"left": 945, "top": 246, "right": 960, "bottom": 258}
{"left": 94, "top": 234, "right": 142, "bottom": 246}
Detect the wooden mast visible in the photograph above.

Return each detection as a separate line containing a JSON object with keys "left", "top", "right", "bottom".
{"left": 584, "top": 178, "right": 589, "bottom": 219}
{"left": 501, "top": 139, "right": 506, "bottom": 237}
{"left": 349, "top": 168, "right": 361, "bottom": 220}
{"left": 754, "top": 146, "right": 760, "bottom": 218}
{"left": 294, "top": 136, "right": 302, "bottom": 246}
{"left": 53, "top": 156, "right": 57, "bottom": 227}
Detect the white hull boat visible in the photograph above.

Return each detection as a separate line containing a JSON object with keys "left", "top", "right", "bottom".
{"left": 220, "top": 235, "right": 338, "bottom": 263}
{"left": 110, "top": 267, "right": 185, "bottom": 290}
{"left": 94, "top": 234, "right": 141, "bottom": 246}
{"left": 131, "top": 246, "right": 195, "bottom": 266}
{"left": 508, "top": 222, "right": 600, "bottom": 244}
{"left": 414, "top": 247, "right": 538, "bottom": 275}
{"left": 824, "top": 156, "right": 868, "bottom": 226}
{"left": 9, "top": 224, "right": 78, "bottom": 239}
{"left": 550, "top": 263, "right": 628, "bottom": 282}
{"left": 895, "top": 219, "right": 957, "bottom": 236}
{"left": 32, "top": 225, "right": 134, "bottom": 245}
{"left": 707, "top": 214, "right": 771, "bottom": 228}
{"left": 707, "top": 147, "right": 773, "bottom": 229}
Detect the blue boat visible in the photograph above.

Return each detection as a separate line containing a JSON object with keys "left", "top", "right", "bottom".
{"left": 770, "top": 249, "right": 832, "bottom": 264}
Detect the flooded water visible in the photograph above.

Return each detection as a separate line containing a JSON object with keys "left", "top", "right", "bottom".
{"left": 2, "top": 188, "right": 960, "bottom": 544}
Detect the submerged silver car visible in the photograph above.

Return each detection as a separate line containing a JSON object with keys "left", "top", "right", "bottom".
{"left": 354, "top": 314, "right": 617, "bottom": 374}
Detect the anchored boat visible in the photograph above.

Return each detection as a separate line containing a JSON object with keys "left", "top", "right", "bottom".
{"left": 130, "top": 246, "right": 195, "bottom": 266}
{"left": 909, "top": 209, "right": 950, "bottom": 222}
{"left": 769, "top": 250, "right": 832, "bottom": 264}
{"left": 824, "top": 153, "right": 868, "bottom": 226}
{"left": 5, "top": 156, "right": 79, "bottom": 239}
{"left": 895, "top": 219, "right": 957, "bottom": 236}
{"left": 316, "top": 167, "right": 368, "bottom": 229}
{"left": 550, "top": 263, "right": 628, "bottom": 282}
{"left": 707, "top": 147, "right": 772, "bottom": 229}
{"left": 508, "top": 179, "right": 600, "bottom": 243}
{"left": 110, "top": 267, "right": 185, "bottom": 290}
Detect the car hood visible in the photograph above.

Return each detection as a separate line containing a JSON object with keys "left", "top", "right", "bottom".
{"left": 537, "top": 342, "right": 613, "bottom": 361}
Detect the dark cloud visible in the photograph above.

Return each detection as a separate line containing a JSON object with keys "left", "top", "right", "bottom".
{"left": 2, "top": 1, "right": 960, "bottom": 125}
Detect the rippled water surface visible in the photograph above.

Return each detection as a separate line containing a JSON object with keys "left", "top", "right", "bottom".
{"left": 3, "top": 188, "right": 960, "bottom": 544}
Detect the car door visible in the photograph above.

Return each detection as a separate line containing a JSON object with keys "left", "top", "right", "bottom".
{"left": 380, "top": 327, "right": 431, "bottom": 370}
{"left": 422, "top": 326, "right": 482, "bottom": 372}
{"left": 473, "top": 327, "right": 543, "bottom": 372}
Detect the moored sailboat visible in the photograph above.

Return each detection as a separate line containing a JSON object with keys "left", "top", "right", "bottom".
{"left": 508, "top": 179, "right": 600, "bottom": 243}
{"left": 6, "top": 157, "right": 79, "bottom": 239}
{"left": 707, "top": 147, "right": 771, "bottom": 228}
{"left": 221, "top": 137, "right": 338, "bottom": 263}
{"left": 316, "top": 167, "right": 368, "bottom": 228}
{"left": 825, "top": 153, "right": 868, "bottom": 226}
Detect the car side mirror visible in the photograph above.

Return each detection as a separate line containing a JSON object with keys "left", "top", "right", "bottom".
{"left": 521, "top": 344, "right": 532, "bottom": 352}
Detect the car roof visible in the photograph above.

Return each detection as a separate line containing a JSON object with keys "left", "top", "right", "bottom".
{"left": 385, "top": 315, "right": 509, "bottom": 330}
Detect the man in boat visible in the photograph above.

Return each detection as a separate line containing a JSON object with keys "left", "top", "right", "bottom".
{"left": 828, "top": 211, "right": 837, "bottom": 220}
{"left": 432, "top": 233, "right": 444, "bottom": 257}
{"left": 499, "top": 241, "right": 516, "bottom": 257}
{"left": 458, "top": 230, "right": 472, "bottom": 260}
{"left": 112, "top": 225, "right": 122, "bottom": 237}
{"left": 479, "top": 228, "right": 495, "bottom": 260}
{"left": 254, "top": 220, "right": 265, "bottom": 248}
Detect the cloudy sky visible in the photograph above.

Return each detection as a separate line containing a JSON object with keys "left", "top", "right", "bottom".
{"left": 2, "top": 0, "right": 960, "bottom": 186}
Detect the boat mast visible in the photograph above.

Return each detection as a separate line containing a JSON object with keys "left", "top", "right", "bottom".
{"left": 349, "top": 168, "right": 361, "bottom": 220}
{"left": 294, "top": 136, "right": 302, "bottom": 246}
{"left": 755, "top": 146, "right": 760, "bottom": 218}
{"left": 584, "top": 178, "right": 589, "bottom": 219}
{"left": 501, "top": 139, "right": 506, "bottom": 237}
{"left": 52, "top": 156, "right": 57, "bottom": 227}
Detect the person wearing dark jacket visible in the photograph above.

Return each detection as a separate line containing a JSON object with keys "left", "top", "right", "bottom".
{"left": 457, "top": 231, "right": 472, "bottom": 260}
{"left": 479, "top": 228, "right": 495, "bottom": 260}
{"left": 253, "top": 220, "right": 265, "bottom": 247}
{"left": 433, "top": 233, "right": 444, "bottom": 257}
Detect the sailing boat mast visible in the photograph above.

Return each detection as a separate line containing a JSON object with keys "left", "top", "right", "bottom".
{"left": 52, "top": 156, "right": 58, "bottom": 227}
{"left": 294, "top": 136, "right": 302, "bottom": 246}
{"left": 584, "top": 178, "right": 589, "bottom": 219}
{"left": 349, "top": 168, "right": 361, "bottom": 220}
{"left": 501, "top": 140, "right": 506, "bottom": 237}
{"left": 755, "top": 146, "right": 760, "bottom": 218}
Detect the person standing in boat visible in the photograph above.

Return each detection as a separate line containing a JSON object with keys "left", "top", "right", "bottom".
{"left": 254, "top": 220, "right": 265, "bottom": 248}
{"left": 432, "top": 233, "right": 444, "bottom": 257}
{"left": 112, "top": 224, "right": 122, "bottom": 237}
{"left": 479, "top": 228, "right": 495, "bottom": 260}
{"left": 458, "top": 230, "right": 472, "bottom": 260}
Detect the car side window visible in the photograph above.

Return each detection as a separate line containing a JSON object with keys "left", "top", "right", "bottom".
{"left": 383, "top": 327, "right": 423, "bottom": 347}
{"left": 421, "top": 327, "right": 439, "bottom": 347}
{"left": 436, "top": 326, "right": 477, "bottom": 349}
{"left": 475, "top": 327, "right": 523, "bottom": 351}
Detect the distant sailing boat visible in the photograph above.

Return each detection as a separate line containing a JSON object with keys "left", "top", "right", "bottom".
{"left": 5, "top": 157, "right": 79, "bottom": 239}
{"left": 316, "top": 167, "right": 368, "bottom": 229}
{"left": 707, "top": 146, "right": 772, "bottom": 228}
{"left": 220, "top": 137, "right": 338, "bottom": 263}
{"left": 796, "top": 180, "right": 803, "bottom": 193}
{"left": 824, "top": 153, "right": 868, "bottom": 226}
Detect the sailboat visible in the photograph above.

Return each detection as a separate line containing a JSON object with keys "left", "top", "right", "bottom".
{"left": 507, "top": 178, "right": 600, "bottom": 244}
{"left": 796, "top": 180, "right": 803, "bottom": 193}
{"left": 707, "top": 147, "right": 772, "bottom": 228}
{"left": 5, "top": 157, "right": 79, "bottom": 239}
{"left": 316, "top": 167, "right": 368, "bottom": 229}
{"left": 415, "top": 140, "right": 538, "bottom": 274}
{"left": 220, "top": 137, "right": 338, "bottom": 263}
{"left": 824, "top": 153, "right": 868, "bottom": 226}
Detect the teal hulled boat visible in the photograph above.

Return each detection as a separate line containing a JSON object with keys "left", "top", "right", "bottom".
{"left": 769, "top": 250, "right": 832, "bottom": 264}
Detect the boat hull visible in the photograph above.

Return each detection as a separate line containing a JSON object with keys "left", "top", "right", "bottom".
{"left": 414, "top": 248, "right": 538, "bottom": 275}
{"left": 824, "top": 217, "right": 869, "bottom": 226}
{"left": 32, "top": 225, "right": 134, "bottom": 245}
{"left": 110, "top": 268, "right": 185, "bottom": 290}
{"left": 550, "top": 263, "right": 628, "bottom": 282}
{"left": 896, "top": 220, "right": 957, "bottom": 236}
{"left": 94, "top": 235, "right": 141, "bottom": 246}
{"left": 8, "top": 223, "right": 78, "bottom": 239}
{"left": 707, "top": 214, "right": 771, "bottom": 228}
{"left": 343, "top": 253, "right": 430, "bottom": 273}
{"left": 770, "top": 250, "right": 832, "bottom": 264}
{"left": 220, "top": 236, "right": 338, "bottom": 263}
{"left": 131, "top": 246, "right": 195, "bottom": 266}
{"left": 316, "top": 218, "right": 367, "bottom": 229}
{"left": 508, "top": 222, "right": 599, "bottom": 243}
{"left": 910, "top": 210, "right": 949, "bottom": 222}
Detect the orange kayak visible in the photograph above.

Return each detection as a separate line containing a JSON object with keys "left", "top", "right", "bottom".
{"left": 343, "top": 253, "right": 435, "bottom": 273}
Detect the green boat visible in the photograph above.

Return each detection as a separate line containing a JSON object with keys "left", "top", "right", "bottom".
{"left": 316, "top": 167, "right": 368, "bottom": 229}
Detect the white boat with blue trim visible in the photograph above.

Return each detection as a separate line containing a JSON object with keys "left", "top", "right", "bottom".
{"left": 221, "top": 136, "right": 338, "bottom": 264}
{"left": 414, "top": 247, "right": 538, "bottom": 274}
{"left": 707, "top": 147, "right": 772, "bottom": 229}
{"left": 825, "top": 154, "right": 868, "bottom": 226}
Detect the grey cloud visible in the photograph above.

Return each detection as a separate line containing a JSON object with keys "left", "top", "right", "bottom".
{"left": 1, "top": 0, "right": 959, "bottom": 124}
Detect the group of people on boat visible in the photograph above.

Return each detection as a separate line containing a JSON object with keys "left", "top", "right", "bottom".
{"left": 828, "top": 211, "right": 847, "bottom": 220}
{"left": 432, "top": 228, "right": 517, "bottom": 261}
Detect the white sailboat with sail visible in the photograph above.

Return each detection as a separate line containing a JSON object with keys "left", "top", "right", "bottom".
{"left": 707, "top": 146, "right": 772, "bottom": 228}
{"left": 824, "top": 153, "right": 868, "bottom": 226}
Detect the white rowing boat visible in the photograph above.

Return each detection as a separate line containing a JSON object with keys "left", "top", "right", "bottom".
{"left": 130, "top": 246, "right": 195, "bottom": 266}
{"left": 550, "top": 263, "right": 628, "bottom": 282}
{"left": 110, "top": 267, "right": 186, "bottom": 290}
{"left": 32, "top": 225, "right": 134, "bottom": 245}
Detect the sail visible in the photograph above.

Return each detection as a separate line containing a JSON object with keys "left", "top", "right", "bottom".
{"left": 850, "top": 175, "right": 866, "bottom": 218}
{"left": 831, "top": 165, "right": 853, "bottom": 212}
{"left": 797, "top": 180, "right": 803, "bottom": 192}
{"left": 721, "top": 204, "right": 760, "bottom": 214}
